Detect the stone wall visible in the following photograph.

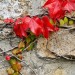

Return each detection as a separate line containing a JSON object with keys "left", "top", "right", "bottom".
{"left": 0, "top": 0, "right": 45, "bottom": 19}
{"left": 0, "top": 0, "right": 75, "bottom": 75}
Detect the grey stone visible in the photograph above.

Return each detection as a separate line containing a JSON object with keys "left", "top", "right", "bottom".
{"left": 0, "top": 0, "right": 75, "bottom": 75}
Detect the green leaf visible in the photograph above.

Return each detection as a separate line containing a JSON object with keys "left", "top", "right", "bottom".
{"left": 27, "top": 44, "right": 34, "bottom": 51}
{"left": 26, "top": 37, "right": 31, "bottom": 44}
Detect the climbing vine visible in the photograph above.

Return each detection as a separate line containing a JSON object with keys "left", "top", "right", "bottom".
{"left": 0, "top": 0, "right": 75, "bottom": 75}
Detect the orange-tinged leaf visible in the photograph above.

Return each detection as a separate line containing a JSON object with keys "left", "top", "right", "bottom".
{"left": 16, "top": 62, "right": 22, "bottom": 71}
{"left": 17, "top": 54, "right": 23, "bottom": 60}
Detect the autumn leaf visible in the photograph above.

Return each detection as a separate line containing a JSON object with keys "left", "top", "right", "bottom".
{"left": 32, "top": 16, "right": 50, "bottom": 38}
{"left": 28, "top": 17, "right": 43, "bottom": 36}
{"left": 43, "top": 0, "right": 64, "bottom": 20}
{"left": 4, "top": 18, "right": 14, "bottom": 23}
{"left": 18, "top": 41, "right": 25, "bottom": 48}
{"left": 62, "top": 0, "right": 75, "bottom": 12}
{"left": 4, "top": 16, "right": 59, "bottom": 39}
{"left": 14, "top": 23, "right": 27, "bottom": 38}
{"left": 13, "top": 17, "right": 29, "bottom": 38}
{"left": 42, "top": 16, "right": 55, "bottom": 31}
{"left": 43, "top": 0, "right": 75, "bottom": 20}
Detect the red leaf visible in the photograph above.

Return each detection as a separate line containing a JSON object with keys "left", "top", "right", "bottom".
{"left": 42, "top": 16, "right": 55, "bottom": 31}
{"left": 13, "top": 17, "right": 30, "bottom": 38}
{"left": 62, "top": 0, "right": 75, "bottom": 12}
{"left": 43, "top": 0, "right": 65, "bottom": 20}
{"left": 43, "top": 27, "right": 49, "bottom": 38}
{"left": 33, "top": 16, "right": 49, "bottom": 38}
{"left": 14, "top": 23, "right": 28, "bottom": 38}
{"left": 4, "top": 18, "right": 14, "bottom": 24}
{"left": 43, "top": 0, "right": 54, "bottom": 7}
{"left": 54, "top": 26, "right": 59, "bottom": 31}
{"left": 29, "top": 17, "right": 42, "bottom": 36}
{"left": 22, "top": 16, "right": 31, "bottom": 30}
{"left": 43, "top": 0, "right": 75, "bottom": 20}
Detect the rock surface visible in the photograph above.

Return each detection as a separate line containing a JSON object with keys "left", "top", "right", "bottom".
{"left": 47, "top": 29, "right": 75, "bottom": 57}
{"left": 0, "top": 0, "right": 45, "bottom": 19}
{"left": 37, "top": 29, "right": 75, "bottom": 60}
{"left": 0, "top": 0, "right": 75, "bottom": 75}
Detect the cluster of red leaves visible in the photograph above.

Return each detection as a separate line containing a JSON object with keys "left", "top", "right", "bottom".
{"left": 4, "top": 16, "right": 59, "bottom": 38}
{"left": 4, "top": 0, "right": 75, "bottom": 39}
{"left": 43, "top": 0, "right": 75, "bottom": 20}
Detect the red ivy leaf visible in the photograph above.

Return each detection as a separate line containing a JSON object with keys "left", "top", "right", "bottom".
{"left": 43, "top": 0, "right": 75, "bottom": 20}
{"left": 43, "top": 26, "right": 49, "bottom": 38}
{"left": 29, "top": 17, "right": 42, "bottom": 36}
{"left": 43, "top": 0, "right": 64, "bottom": 20}
{"left": 13, "top": 17, "right": 29, "bottom": 38}
{"left": 4, "top": 18, "right": 14, "bottom": 24}
{"left": 4, "top": 16, "right": 59, "bottom": 39}
{"left": 42, "top": 16, "right": 55, "bottom": 31}
{"left": 14, "top": 23, "right": 28, "bottom": 38}
{"left": 62, "top": 0, "right": 75, "bottom": 12}
{"left": 22, "top": 16, "right": 31, "bottom": 30}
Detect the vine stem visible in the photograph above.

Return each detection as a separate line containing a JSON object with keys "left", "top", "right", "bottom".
{"left": 11, "top": 53, "right": 37, "bottom": 75}
{"left": 0, "top": 39, "right": 37, "bottom": 54}
{"left": 0, "top": 39, "right": 38, "bottom": 75}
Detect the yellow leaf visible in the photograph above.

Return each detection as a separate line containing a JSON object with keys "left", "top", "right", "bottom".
{"left": 18, "top": 41, "right": 25, "bottom": 48}
{"left": 12, "top": 72, "right": 19, "bottom": 75}
{"left": 7, "top": 67, "right": 14, "bottom": 75}
{"left": 12, "top": 48, "right": 19, "bottom": 55}
{"left": 12, "top": 48, "right": 22, "bottom": 55}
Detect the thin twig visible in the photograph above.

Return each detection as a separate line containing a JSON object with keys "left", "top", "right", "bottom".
{"left": 0, "top": 65, "right": 9, "bottom": 69}
{"left": 0, "top": 39, "right": 37, "bottom": 54}
{"left": 23, "top": 39, "right": 37, "bottom": 52}
{"left": 0, "top": 39, "right": 37, "bottom": 74}
{"left": 11, "top": 54, "right": 37, "bottom": 75}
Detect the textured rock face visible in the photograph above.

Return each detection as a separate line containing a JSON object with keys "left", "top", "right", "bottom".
{"left": 0, "top": 0, "right": 45, "bottom": 19}
{"left": 0, "top": 0, "right": 75, "bottom": 75}
{"left": 37, "top": 29, "right": 75, "bottom": 60}
{"left": 47, "top": 29, "right": 75, "bottom": 57}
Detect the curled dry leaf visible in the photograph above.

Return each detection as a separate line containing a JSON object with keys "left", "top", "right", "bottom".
{"left": 7, "top": 67, "right": 14, "bottom": 75}
{"left": 18, "top": 41, "right": 25, "bottom": 48}
{"left": 12, "top": 48, "right": 22, "bottom": 55}
{"left": 17, "top": 54, "right": 23, "bottom": 60}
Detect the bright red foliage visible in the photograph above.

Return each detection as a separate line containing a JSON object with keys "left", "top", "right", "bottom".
{"left": 43, "top": 0, "right": 75, "bottom": 20}
{"left": 4, "top": 18, "right": 14, "bottom": 23}
{"left": 4, "top": 16, "right": 58, "bottom": 38}
{"left": 62, "top": 0, "right": 75, "bottom": 12}
{"left": 4, "top": 0, "right": 75, "bottom": 39}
